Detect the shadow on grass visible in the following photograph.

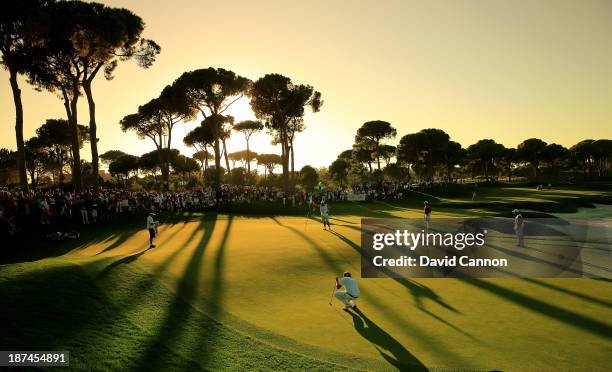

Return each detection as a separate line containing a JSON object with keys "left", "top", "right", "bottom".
{"left": 486, "top": 242, "right": 587, "bottom": 276}
{"left": 273, "top": 216, "right": 474, "bottom": 367}
{"left": 460, "top": 278, "right": 612, "bottom": 340}
{"left": 347, "top": 307, "right": 427, "bottom": 371}
{"left": 134, "top": 215, "right": 219, "bottom": 370}
{"left": 271, "top": 216, "right": 343, "bottom": 272}
{"left": 0, "top": 263, "right": 109, "bottom": 352}
{"left": 97, "top": 246, "right": 155, "bottom": 278}
{"left": 273, "top": 220, "right": 475, "bottom": 346}
{"left": 327, "top": 229, "right": 478, "bottom": 342}
{"left": 94, "top": 226, "right": 144, "bottom": 256}
{"left": 94, "top": 217, "right": 199, "bottom": 281}
{"left": 0, "top": 212, "right": 205, "bottom": 265}
{"left": 523, "top": 278, "right": 612, "bottom": 310}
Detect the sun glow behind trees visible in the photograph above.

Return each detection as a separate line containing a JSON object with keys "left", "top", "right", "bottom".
{"left": 173, "top": 97, "right": 278, "bottom": 165}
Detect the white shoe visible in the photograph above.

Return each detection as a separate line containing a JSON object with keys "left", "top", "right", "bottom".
{"left": 343, "top": 305, "right": 350, "bottom": 310}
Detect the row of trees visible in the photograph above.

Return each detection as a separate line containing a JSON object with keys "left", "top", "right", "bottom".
{"left": 328, "top": 121, "right": 612, "bottom": 185}
{"left": 98, "top": 149, "right": 290, "bottom": 189}
{"left": 3, "top": 117, "right": 610, "bottom": 190}
{"left": 0, "top": 124, "right": 287, "bottom": 190}
{"left": 1, "top": 0, "right": 160, "bottom": 192}
{"left": 121, "top": 69, "right": 322, "bottom": 192}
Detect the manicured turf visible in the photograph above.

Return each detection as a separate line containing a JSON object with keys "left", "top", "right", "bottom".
{"left": 1, "top": 184, "right": 611, "bottom": 371}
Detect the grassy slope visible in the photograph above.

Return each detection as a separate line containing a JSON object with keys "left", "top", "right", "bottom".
{"left": 0, "top": 259, "right": 368, "bottom": 371}
{"left": 1, "top": 184, "right": 611, "bottom": 371}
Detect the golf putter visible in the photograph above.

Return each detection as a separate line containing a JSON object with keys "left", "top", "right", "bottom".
{"left": 328, "top": 283, "right": 336, "bottom": 306}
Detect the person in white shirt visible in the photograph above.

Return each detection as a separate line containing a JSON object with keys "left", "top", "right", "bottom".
{"left": 513, "top": 209, "right": 525, "bottom": 247}
{"left": 335, "top": 272, "right": 360, "bottom": 310}
{"left": 147, "top": 212, "right": 159, "bottom": 248}
{"left": 320, "top": 200, "right": 331, "bottom": 230}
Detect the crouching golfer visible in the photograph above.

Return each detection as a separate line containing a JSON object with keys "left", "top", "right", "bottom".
{"left": 335, "top": 272, "right": 360, "bottom": 310}
{"left": 147, "top": 212, "right": 159, "bottom": 248}
{"left": 320, "top": 200, "right": 331, "bottom": 231}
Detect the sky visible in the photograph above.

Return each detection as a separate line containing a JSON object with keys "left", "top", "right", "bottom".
{"left": 1, "top": 0, "right": 612, "bottom": 170}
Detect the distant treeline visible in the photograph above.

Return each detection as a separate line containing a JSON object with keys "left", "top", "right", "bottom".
{"left": 327, "top": 122, "right": 612, "bottom": 186}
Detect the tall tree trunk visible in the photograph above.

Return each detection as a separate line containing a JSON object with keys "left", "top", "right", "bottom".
{"left": 290, "top": 141, "right": 295, "bottom": 179}
{"left": 83, "top": 80, "right": 100, "bottom": 194}
{"left": 158, "top": 149, "right": 169, "bottom": 190}
{"left": 9, "top": 67, "right": 28, "bottom": 190}
{"left": 246, "top": 139, "right": 251, "bottom": 173}
{"left": 213, "top": 138, "right": 222, "bottom": 191}
{"left": 375, "top": 140, "right": 381, "bottom": 170}
{"left": 64, "top": 85, "right": 82, "bottom": 192}
{"left": 280, "top": 129, "right": 289, "bottom": 192}
{"left": 58, "top": 150, "right": 64, "bottom": 186}
{"left": 222, "top": 138, "right": 231, "bottom": 173}
{"left": 427, "top": 155, "right": 434, "bottom": 181}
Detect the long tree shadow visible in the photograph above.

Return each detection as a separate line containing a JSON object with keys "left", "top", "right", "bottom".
{"left": 94, "top": 226, "right": 144, "bottom": 255}
{"left": 330, "top": 217, "right": 358, "bottom": 224}
{"left": 82, "top": 217, "right": 217, "bottom": 370}
{"left": 134, "top": 215, "right": 218, "bottom": 370}
{"left": 485, "top": 242, "right": 589, "bottom": 276}
{"left": 271, "top": 216, "right": 343, "bottom": 272}
{"left": 523, "top": 278, "right": 612, "bottom": 310}
{"left": 94, "top": 216, "right": 197, "bottom": 257}
{"left": 95, "top": 219, "right": 196, "bottom": 281}
{"left": 189, "top": 215, "right": 234, "bottom": 363}
{"left": 491, "top": 238, "right": 612, "bottom": 275}
{"left": 347, "top": 307, "right": 427, "bottom": 371}
{"left": 460, "top": 278, "right": 612, "bottom": 339}
{"left": 97, "top": 246, "right": 155, "bottom": 278}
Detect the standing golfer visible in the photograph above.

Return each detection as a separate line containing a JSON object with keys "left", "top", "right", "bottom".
{"left": 513, "top": 209, "right": 525, "bottom": 247}
{"left": 147, "top": 212, "right": 159, "bottom": 248}
{"left": 335, "top": 272, "right": 360, "bottom": 310}
{"left": 320, "top": 200, "right": 331, "bottom": 230}
{"left": 424, "top": 201, "right": 432, "bottom": 231}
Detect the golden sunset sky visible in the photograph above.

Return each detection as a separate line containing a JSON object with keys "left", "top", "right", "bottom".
{"left": 1, "top": 0, "right": 612, "bottom": 169}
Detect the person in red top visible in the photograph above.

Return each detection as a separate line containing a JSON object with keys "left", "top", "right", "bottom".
{"left": 424, "top": 201, "right": 432, "bottom": 231}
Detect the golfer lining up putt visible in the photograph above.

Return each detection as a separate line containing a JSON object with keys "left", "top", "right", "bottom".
{"left": 334, "top": 272, "right": 360, "bottom": 310}
{"left": 147, "top": 212, "right": 160, "bottom": 248}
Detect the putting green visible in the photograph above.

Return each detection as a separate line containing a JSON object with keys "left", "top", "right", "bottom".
{"left": 2, "top": 186, "right": 611, "bottom": 370}
{"left": 63, "top": 213, "right": 611, "bottom": 369}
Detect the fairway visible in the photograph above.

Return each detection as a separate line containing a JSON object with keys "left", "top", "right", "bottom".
{"left": 2, "top": 187, "right": 611, "bottom": 371}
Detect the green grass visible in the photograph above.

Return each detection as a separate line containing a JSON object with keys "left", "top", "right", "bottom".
{"left": 1, "top": 184, "right": 611, "bottom": 371}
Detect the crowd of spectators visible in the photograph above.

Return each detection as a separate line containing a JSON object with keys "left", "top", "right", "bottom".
{"left": 0, "top": 181, "right": 413, "bottom": 237}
